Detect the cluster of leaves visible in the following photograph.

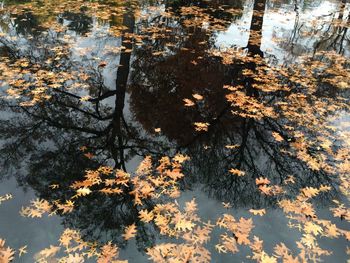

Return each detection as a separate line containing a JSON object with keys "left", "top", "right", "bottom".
{"left": 33, "top": 228, "right": 127, "bottom": 263}
{"left": 20, "top": 154, "right": 189, "bottom": 219}
{"left": 14, "top": 153, "right": 349, "bottom": 263}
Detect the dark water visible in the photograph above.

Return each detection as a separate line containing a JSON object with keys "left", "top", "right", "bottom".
{"left": 0, "top": 0, "right": 349, "bottom": 262}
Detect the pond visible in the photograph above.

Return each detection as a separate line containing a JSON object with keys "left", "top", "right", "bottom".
{"left": 0, "top": 0, "right": 349, "bottom": 262}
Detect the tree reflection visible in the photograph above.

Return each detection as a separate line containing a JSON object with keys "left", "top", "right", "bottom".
{"left": 59, "top": 11, "right": 93, "bottom": 35}
{"left": 0, "top": 0, "right": 347, "bottom": 254}
{"left": 129, "top": 0, "right": 342, "bottom": 206}
{"left": 0, "top": 3, "right": 156, "bottom": 250}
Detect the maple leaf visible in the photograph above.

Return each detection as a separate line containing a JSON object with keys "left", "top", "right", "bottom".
{"left": 173, "top": 154, "right": 190, "bottom": 164}
{"left": 325, "top": 224, "right": 339, "bottom": 238}
{"left": 272, "top": 132, "right": 284, "bottom": 142}
{"left": 301, "top": 187, "right": 320, "bottom": 198}
{"left": 225, "top": 144, "right": 240, "bottom": 149}
{"left": 20, "top": 199, "right": 52, "bottom": 218}
{"left": 122, "top": 224, "right": 137, "bottom": 240}
{"left": 97, "top": 242, "right": 125, "bottom": 263}
{"left": 260, "top": 252, "right": 277, "bottom": 263}
{"left": 175, "top": 219, "right": 195, "bottom": 232}
{"left": 65, "top": 253, "right": 84, "bottom": 263}
{"left": 319, "top": 185, "right": 331, "bottom": 192}
{"left": 222, "top": 202, "right": 232, "bottom": 209}
{"left": 38, "top": 245, "right": 61, "bottom": 258}
{"left": 304, "top": 222, "right": 323, "bottom": 236}
{"left": 18, "top": 245, "right": 27, "bottom": 257}
{"left": 78, "top": 145, "right": 88, "bottom": 153}
{"left": 301, "top": 233, "right": 316, "bottom": 248}
{"left": 250, "top": 236, "right": 263, "bottom": 252}
{"left": 249, "top": 209, "right": 266, "bottom": 216}
{"left": 139, "top": 210, "right": 154, "bottom": 223}
{"left": 284, "top": 175, "right": 295, "bottom": 185}
{"left": 256, "top": 177, "right": 270, "bottom": 186}
{"left": 0, "top": 194, "right": 13, "bottom": 205}
{"left": 229, "top": 168, "right": 245, "bottom": 177}
{"left": 273, "top": 243, "right": 290, "bottom": 258}
{"left": 76, "top": 187, "right": 92, "bottom": 196}
{"left": 194, "top": 122, "right": 210, "bottom": 131}
{"left": 235, "top": 232, "right": 250, "bottom": 245}
{"left": 185, "top": 199, "right": 197, "bottom": 213}
{"left": 215, "top": 244, "right": 227, "bottom": 253}
{"left": 192, "top": 93, "right": 203, "bottom": 100}
{"left": 258, "top": 185, "right": 272, "bottom": 195}
{"left": 98, "top": 166, "right": 114, "bottom": 175}
{"left": 99, "top": 188, "right": 123, "bottom": 195}
{"left": 57, "top": 200, "right": 75, "bottom": 214}
{"left": 49, "top": 184, "right": 59, "bottom": 189}
{"left": 0, "top": 239, "right": 15, "bottom": 263}
{"left": 183, "top": 98, "right": 195, "bottom": 107}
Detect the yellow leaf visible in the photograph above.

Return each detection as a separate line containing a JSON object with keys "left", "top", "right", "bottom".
{"left": 139, "top": 210, "right": 154, "bottom": 223}
{"left": 192, "top": 93, "right": 203, "bottom": 100}
{"left": 175, "top": 219, "right": 195, "bottom": 232}
{"left": 301, "top": 187, "right": 319, "bottom": 198}
{"left": 194, "top": 122, "right": 209, "bottom": 132}
{"left": 18, "top": 245, "right": 27, "bottom": 257}
{"left": 215, "top": 244, "right": 227, "bottom": 253}
{"left": 222, "top": 202, "right": 232, "bottom": 209}
{"left": 229, "top": 168, "right": 245, "bottom": 177}
{"left": 123, "top": 224, "right": 137, "bottom": 240}
{"left": 272, "top": 132, "right": 284, "bottom": 142}
{"left": 76, "top": 187, "right": 92, "bottom": 196}
{"left": 249, "top": 209, "right": 266, "bottom": 216}
{"left": 183, "top": 98, "right": 195, "bottom": 107}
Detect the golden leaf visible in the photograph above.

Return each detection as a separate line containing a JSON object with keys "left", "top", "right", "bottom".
{"left": 139, "top": 210, "right": 154, "bottom": 223}
{"left": 256, "top": 177, "right": 270, "bottom": 186}
{"left": 272, "top": 132, "right": 284, "bottom": 142}
{"left": 192, "top": 93, "right": 203, "bottom": 100}
{"left": 122, "top": 224, "right": 137, "bottom": 240}
{"left": 194, "top": 122, "right": 209, "bottom": 132}
{"left": 229, "top": 168, "right": 245, "bottom": 177}
{"left": 38, "top": 245, "right": 61, "bottom": 258}
{"left": 175, "top": 219, "right": 195, "bottom": 232}
{"left": 215, "top": 244, "right": 227, "bottom": 253}
{"left": 76, "top": 187, "right": 92, "bottom": 196}
{"left": 183, "top": 98, "right": 195, "bottom": 107}
{"left": 249, "top": 209, "right": 266, "bottom": 216}
{"left": 301, "top": 187, "right": 320, "bottom": 198}
{"left": 222, "top": 202, "right": 232, "bottom": 209}
{"left": 18, "top": 245, "right": 27, "bottom": 257}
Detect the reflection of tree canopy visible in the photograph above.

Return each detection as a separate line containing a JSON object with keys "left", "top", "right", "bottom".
{"left": 59, "top": 11, "right": 93, "bottom": 35}
{"left": 0, "top": 0, "right": 348, "bottom": 205}
{"left": 0, "top": 0, "right": 349, "bottom": 260}
{"left": 0, "top": 4, "right": 156, "bottom": 250}
{"left": 129, "top": 0, "right": 349, "bottom": 206}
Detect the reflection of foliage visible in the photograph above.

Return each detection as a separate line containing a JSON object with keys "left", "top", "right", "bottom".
{"left": 0, "top": 0, "right": 349, "bottom": 262}
{"left": 19, "top": 155, "right": 189, "bottom": 253}
{"left": 18, "top": 181, "right": 350, "bottom": 263}
{"left": 59, "top": 11, "right": 93, "bottom": 35}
